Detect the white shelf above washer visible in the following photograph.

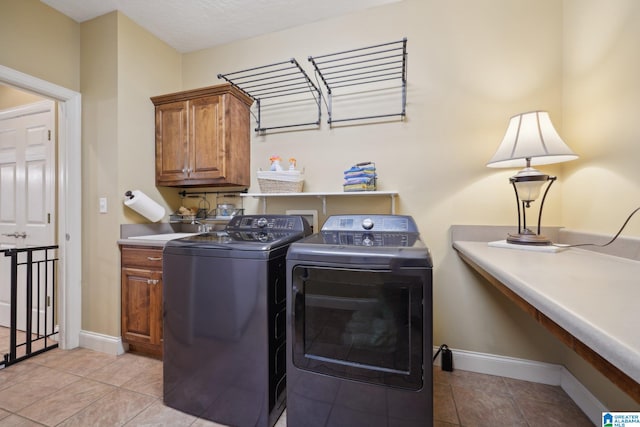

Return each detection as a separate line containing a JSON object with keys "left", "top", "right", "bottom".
{"left": 240, "top": 191, "right": 399, "bottom": 215}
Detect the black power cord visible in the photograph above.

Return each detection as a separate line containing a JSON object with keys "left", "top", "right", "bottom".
{"left": 552, "top": 206, "right": 640, "bottom": 249}
{"left": 433, "top": 344, "right": 453, "bottom": 371}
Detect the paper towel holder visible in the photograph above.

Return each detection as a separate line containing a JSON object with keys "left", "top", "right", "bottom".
{"left": 123, "top": 189, "right": 166, "bottom": 222}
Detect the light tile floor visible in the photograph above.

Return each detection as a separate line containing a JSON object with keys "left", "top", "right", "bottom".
{"left": 433, "top": 368, "right": 593, "bottom": 426}
{"left": 0, "top": 347, "right": 593, "bottom": 426}
{"left": 0, "top": 327, "right": 56, "bottom": 361}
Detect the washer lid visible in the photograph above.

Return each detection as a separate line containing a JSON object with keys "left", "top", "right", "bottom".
{"left": 165, "top": 214, "right": 312, "bottom": 251}
{"left": 165, "top": 229, "right": 308, "bottom": 251}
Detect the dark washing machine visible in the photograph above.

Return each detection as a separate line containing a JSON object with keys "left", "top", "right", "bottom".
{"left": 286, "top": 214, "right": 433, "bottom": 427}
{"left": 163, "top": 215, "right": 311, "bottom": 427}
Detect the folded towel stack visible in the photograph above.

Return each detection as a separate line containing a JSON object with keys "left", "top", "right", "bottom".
{"left": 343, "top": 162, "right": 377, "bottom": 192}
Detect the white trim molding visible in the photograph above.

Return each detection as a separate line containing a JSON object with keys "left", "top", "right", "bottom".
{"left": 433, "top": 347, "right": 606, "bottom": 426}
{"left": 79, "top": 330, "right": 127, "bottom": 356}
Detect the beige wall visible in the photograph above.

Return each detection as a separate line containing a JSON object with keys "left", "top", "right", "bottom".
{"left": 0, "top": 85, "right": 45, "bottom": 109}
{"left": 560, "top": 0, "right": 640, "bottom": 409}
{"left": 117, "top": 12, "right": 182, "bottom": 224}
{"left": 183, "top": 0, "right": 565, "bottom": 246}
{"left": 0, "top": 0, "right": 80, "bottom": 92}
{"left": 80, "top": 12, "right": 120, "bottom": 336}
{"left": 562, "top": 0, "right": 640, "bottom": 236}
{"left": 80, "top": 12, "right": 182, "bottom": 336}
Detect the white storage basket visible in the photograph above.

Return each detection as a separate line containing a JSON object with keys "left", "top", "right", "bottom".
{"left": 256, "top": 170, "right": 304, "bottom": 193}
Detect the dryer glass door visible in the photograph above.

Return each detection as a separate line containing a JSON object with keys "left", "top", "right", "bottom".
{"left": 291, "top": 266, "right": 424, "bottom": 390}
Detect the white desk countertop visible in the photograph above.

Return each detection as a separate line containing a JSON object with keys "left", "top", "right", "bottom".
{"left": 453, "top": 240, "right": 640, "bottom": 385}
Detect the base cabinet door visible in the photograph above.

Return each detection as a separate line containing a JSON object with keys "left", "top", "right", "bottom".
{"left": 121, "top": 246, "right": 163, "bottom": 358}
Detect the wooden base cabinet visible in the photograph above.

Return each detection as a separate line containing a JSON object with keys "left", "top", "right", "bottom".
{"left": 151, "top": 83, "right": 253, "bottom": 187}
{"left": 121, "top": 245, "right": 163, "bottom": 358}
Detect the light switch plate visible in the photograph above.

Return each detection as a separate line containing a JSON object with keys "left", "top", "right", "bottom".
{"left": 99, "top": 197, "right": 107, "bottom": 213}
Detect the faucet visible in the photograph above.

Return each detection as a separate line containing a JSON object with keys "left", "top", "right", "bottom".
{"left": 195, "top": 221, "right": 212, "bottom": 233}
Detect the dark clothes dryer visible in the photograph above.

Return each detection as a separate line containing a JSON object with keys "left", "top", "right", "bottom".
{"left": 286, "top": 214, "right": 433, "bottom": 427}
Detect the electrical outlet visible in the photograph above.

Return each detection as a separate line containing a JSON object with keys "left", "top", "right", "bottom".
{"left": 285, "top": 209, "right": 318, "bottom": 233}
{"left": 99, "top": 197, "right": 107, "bottom": 213}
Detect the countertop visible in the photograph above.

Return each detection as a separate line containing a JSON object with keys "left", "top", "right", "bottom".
{"left": 117, "top": 222, "right": 228, "bottom": 247}
{"left": 117, "top": 232, "right": 201, "bottom": 247}
{"left": 453, "top": 240, "right": 640, "bottom": 385}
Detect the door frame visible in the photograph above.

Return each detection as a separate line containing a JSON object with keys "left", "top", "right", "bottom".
{"left": 0, "top": 64, "right": 81, "bottom": 350}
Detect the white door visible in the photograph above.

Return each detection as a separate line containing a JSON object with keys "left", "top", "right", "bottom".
{"left": 0, "top": 100, "right": 56, "bottom": 330}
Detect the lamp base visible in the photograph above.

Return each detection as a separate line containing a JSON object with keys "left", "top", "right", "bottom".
{"left": 507, "top": 229, "right": 552, "bottom": 246}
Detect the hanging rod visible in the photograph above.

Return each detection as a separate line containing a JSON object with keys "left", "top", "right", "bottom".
{"left": 218, "top": 59, "right": 321, "bottom": 133}
{"left": 178, "top": 189, "right": 247, "bottom": 198}
{"left": 309, "top": 38, "right": 408, "bottom": 125}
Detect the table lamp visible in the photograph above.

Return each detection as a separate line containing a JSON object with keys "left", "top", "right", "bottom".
{"left": 487, "top": 111, "right": 578, "bottom": 245}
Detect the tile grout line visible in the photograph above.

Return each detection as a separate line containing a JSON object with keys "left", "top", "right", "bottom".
{"left": 0, "top": 348, "right": 593, "bottom": 426}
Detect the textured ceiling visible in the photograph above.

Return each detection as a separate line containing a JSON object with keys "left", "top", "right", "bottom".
{"left": 40, "top": 0, "right": 401, "bottom": 53}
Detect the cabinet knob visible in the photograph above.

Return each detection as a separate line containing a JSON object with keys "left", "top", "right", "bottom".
{"left": 147, "top": 279, "right": 159, "bottom": 285}
{"left": 147, "top": 256, "right": 162, "bottom": 261}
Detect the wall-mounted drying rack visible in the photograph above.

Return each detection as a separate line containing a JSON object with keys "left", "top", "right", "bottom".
{"left": 308, "top": 38, "right": 408, "bottom": 125}
{"left": 218, "top": 59, "right": 321, "bottom": 133}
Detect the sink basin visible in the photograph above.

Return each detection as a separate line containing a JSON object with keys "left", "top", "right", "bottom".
{"left": 128, "top": 233, "right": 200, "bottom": 241}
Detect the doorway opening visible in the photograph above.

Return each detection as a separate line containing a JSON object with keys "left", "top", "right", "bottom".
{"left": 0, "top": 91, "right": 58, "bottom": 362}
{"left": 0, "top": 65, "right": 82, "bottom": 353}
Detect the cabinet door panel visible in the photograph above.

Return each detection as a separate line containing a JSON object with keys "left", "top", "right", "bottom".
{"left": 189, "top": 95, "right": 224, "bottom": 180}
{"left": 156, "top": 101, "right": 188, "bottom": 184}
{"left": 121, "top": 267, "right": 162, "bottom": 346}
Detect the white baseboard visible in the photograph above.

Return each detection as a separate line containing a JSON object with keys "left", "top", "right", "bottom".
{"left": 79, "top": 330, "right": 127, "bottom": 356}
{"left": 434, "top": 347, "right": 606, "bottom": 426}
{"left": 560, "top": 369, "right": 608, "bottom": 426}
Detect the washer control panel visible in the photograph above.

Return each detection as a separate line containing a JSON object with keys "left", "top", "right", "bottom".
{"left": 227, "top": 215, "right": 307, "bottom": 232}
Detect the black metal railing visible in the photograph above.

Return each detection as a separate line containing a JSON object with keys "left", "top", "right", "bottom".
{"left": 1, "top": 245, "right": 59, "bottom": 368}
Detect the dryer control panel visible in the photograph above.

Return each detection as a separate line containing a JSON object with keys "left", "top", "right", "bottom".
{"left": 321, "top": 215, "right": 418, "bottom": 233}
{"left": 317, "top": 215, "right": 421, "bottom": 247}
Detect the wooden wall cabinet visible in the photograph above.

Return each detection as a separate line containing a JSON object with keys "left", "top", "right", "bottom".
{"left": 151, "top": 83, "right": 253, "bottom": 187}
{"left": 121, "top": 245, "right": 164, "bottom": 358}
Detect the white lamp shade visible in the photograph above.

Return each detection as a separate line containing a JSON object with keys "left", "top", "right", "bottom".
{"left": 487, "top": 111, "right": 578, "bottom": 168}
